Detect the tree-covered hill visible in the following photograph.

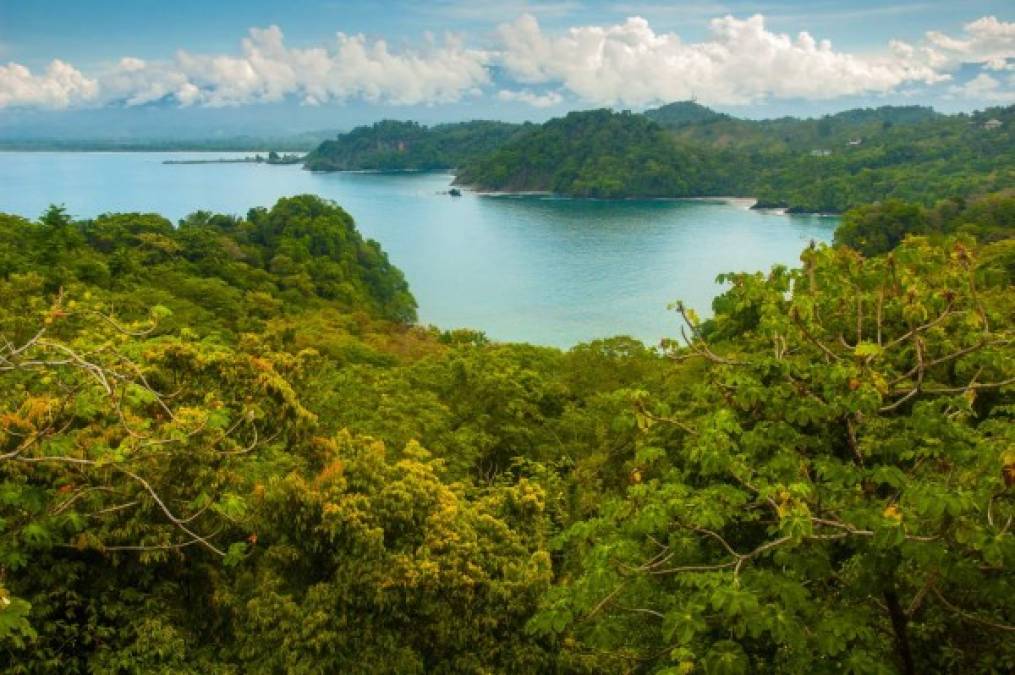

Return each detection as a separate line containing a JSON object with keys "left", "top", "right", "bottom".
{"left": 455, "top": 103, "right": 1014, "bottom": 212}
{"left": 303, "top": 119, "right": 531, "bottom": 172}
{"left": 835, "top": 190, "right": 1015, "bottom": 256}
{"left": 453, "top": 109, "right": 735, "bottom": 198}
{"left": 749, "top": 105, "right": 1014, "bottom": 212}
{"left": 652, "top": 103, "right": 941, "bottom": 152}
{"left": 1, "top": 194, "right": 1013, "bottom": 672}
{"left": 0, "top": 195, "right": 417, "bottom": 329}
{"left": 642, "top": 100, "right": 728, "bottom": 128}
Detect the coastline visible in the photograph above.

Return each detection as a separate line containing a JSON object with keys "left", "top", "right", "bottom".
{"left": 676, "top": 196, "right": 757, "bottom": 210}
{"left": 458, "top": 185, "right": 840, "bottom": 217}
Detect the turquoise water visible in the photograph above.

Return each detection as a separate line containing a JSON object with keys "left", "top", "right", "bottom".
{"left": 0, "top": 152, "right": 837, "bottom": 347}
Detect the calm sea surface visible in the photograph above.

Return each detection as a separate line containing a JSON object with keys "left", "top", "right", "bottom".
{"left": 0, "top": 152, "right": 837, "bottom": 347}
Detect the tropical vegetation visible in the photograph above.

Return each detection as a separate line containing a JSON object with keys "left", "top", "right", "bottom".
{"left": 1, "top": 191, "right": 1012, "bottom": 673}
{"left": 454, "top": 105, "right": 1014, "bottom": 212}
{"left": 303, "top": 120, "right": 531, "bottom": 172}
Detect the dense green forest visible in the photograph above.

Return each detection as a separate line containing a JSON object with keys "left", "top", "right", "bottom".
{"left": 835, "top": 191, "right": 1015, "bottom": 255}
{"left": 303, "top": 120, "right": 531, "bottom": 172}
{"left": 1, "top": 192, "right": 1013, "bottom": 673}
{"left": 453, "top": 104, "right": 1014, "bottom": 212}
{"left": 743, "top": 106, "right": 1014, "bottom": 212}
{"left": 453, "top": 110, "right": 733, "bottom": 198}
{"left": 641, "top": 100, "right": 729, "bottom": 128}
{"left": 645, "top": 102, "right": 942, "bottom": 152}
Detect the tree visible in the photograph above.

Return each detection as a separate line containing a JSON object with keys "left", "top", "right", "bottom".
{"left": 219, "top": 432, "right": 557, "bottom": 672}
{"left": 835, "top": 200, "right": 931, "bottom": 255}
{"left": 536, "top": 236, "right": 1014, "bottom": 673}
{"left": 0, "top": 278, "right": 321, "bottom": 668}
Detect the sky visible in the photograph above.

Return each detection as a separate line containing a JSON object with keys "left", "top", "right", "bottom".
{"left": 0, "top": 1, "right": 1012, "bottom": 138}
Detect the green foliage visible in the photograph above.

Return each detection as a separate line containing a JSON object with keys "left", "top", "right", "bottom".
{"left": 1, "top": 191, "right": 1012, "bottom": 672}
{"left": 0, "top": 198, "right": 662, "bottom": 671}
{"left": 652, "top": 104, "right": 942, "bottom": 152}
{"left": 747, "top": 106, "right": 1014, "bottom": 213}
{"left": 456, "top": 109, "right": 730, "bottom": 198}
{"left": 303, "top": 120, "right": 532, "bottom": 172}
{"left": 301, "top": 103, "right": 1013, "bottom": 213}
{"left": 456, "top": 103, "right": 1014, "bottom": 212}
{"left": 219, "top": 432, "right": 557, "bottom": 672}
{"left": 0, "top": 194, "right": 416, "bottom": 328}
{"left": 540, "top": 236, "right": 1015, "bottom": 673}
{"left": 836, "top": 190, "right": 1015, "bottom": 255}
{"left": 643, "top": 101, "right": 728, "bottom": 128}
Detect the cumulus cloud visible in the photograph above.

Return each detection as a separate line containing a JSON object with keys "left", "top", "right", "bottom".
{"left": 497, "top": 13, "right": 950, "bottom": 106}
{"left": 926, "top": 16, "right": 1015, "bottom": 71}
{"left": 100, "top": 57, "right": 200, "bottom": 106}
{"left": 0, "top": 14, "right": 1012, "bottom": 110}
{"left": 947, "top": 72, "right": 1014, "bottom": 102}
{"left": 497, "top": 88, "right": 563, "bottom": 107}
{"left": 0, "top": 59, "right": 98, "bottom": 108}
{"left": 99, "top": 25, "right": 491, "bottom": 108}
{"left": 0, "top": 25, "right": 490, "bottom": 109}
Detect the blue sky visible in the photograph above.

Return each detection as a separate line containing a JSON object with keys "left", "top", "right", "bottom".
{"left": 3, "top": 1, "right": 1012, "bottom": 65}
{"left": 0, "top": 1, "right": 1012, "bottom": 137}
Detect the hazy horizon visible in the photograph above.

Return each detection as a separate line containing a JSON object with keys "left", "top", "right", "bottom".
{"left": 1, "top": 1, "right": 1011, "bottom": 140}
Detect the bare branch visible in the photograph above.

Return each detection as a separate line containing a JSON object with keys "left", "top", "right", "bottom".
{"left": 790, "top": 311, "right": 842, "bottom": 362}
{"left": 881, "top": 338, "right": 925, "bottom": 413}
{"left": 918, "top": 377, "right": 1014, "bottom": 395}
{"left": 931, "top": 587, "right": 1015, "bottom": 633}
{"left": 582, "top": 582, "right": 629, "bottom": 622}
{"left": 117, "top": 467, "right": 225, "bottom": 557}
{"left": 634, "top": 399, "right": 698, "bottom": 436}
{"left": 883, "top": 300, "right": 955, "bottom": 351}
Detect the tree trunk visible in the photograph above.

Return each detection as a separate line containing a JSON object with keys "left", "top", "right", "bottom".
{"left": 884, "top": 588, "right": 916, "bottom": 675}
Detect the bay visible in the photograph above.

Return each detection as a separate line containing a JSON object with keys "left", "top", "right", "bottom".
{"left": 0, "top": 151, "right": 837, "bottom": 347}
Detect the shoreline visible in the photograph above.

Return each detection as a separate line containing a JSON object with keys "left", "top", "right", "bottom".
{"left": 460, "top": 185, "right": 841, "bottom": 217}
{"left": 470, "top": 192, "right": 759, "bottom": 208}
{"left": 677, "top": 196, "right": 757, "bottom": 210}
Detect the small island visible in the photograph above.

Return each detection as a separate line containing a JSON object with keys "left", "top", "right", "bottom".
{"left": 164, "top": 150, "right": 304, "bottom": 165}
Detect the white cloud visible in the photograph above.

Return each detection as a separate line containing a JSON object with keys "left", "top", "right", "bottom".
{"left": 105, "top": 25, "right": 491, "bottom": 108}
{"left": 926, "top": 16, "right": 1015, "bottom": 70}
{"left": 310, "top": 31, "right": 491, "bottom": 106}
{"left": 947, "top": 72, "right": 1014, "bottom": 103}
{"left": 0, "top": 14, "right": 1012, "bottom": 110}
{"left": 497, "top": 88, "right": 564, "bottom": 107}
{"left": 0, "top": 25, "right": 490, "bottom": 109}
{"left": 497, "top": 13, "right": 949, "bottom": 106}
{"left": 100, "top": 57, "right": 199, "bottom": 106}
{"left": 0, "top": 59, "right": 98, "bottom": 108}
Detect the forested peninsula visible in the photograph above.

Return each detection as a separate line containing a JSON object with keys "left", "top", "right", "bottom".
{"left": 2, "top": 188, "right": 1013, "bottom": 672}
{"left": 454, "top": 104, "right": 1014, "bottom": 211}
{"left": 303, "top": 103, "right": 1014, "bottom": 213}
{"left": 302, "top": 120, "right": 531, "bottom": 172}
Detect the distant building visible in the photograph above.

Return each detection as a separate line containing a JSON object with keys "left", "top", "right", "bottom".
{"left": 847, "top": 138, "right": 863, "bottom": 146}
{"left": 810, "top": 149, "right": 831, "bottom": 157}
{"left": 984, "top": 118, "right": 1002, "bottom": 130}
